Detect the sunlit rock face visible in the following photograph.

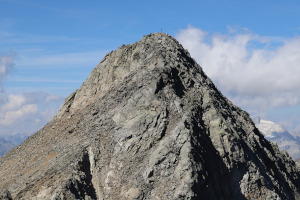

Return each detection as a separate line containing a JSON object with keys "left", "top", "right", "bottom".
{"left": 0, "top": 33, "right": 299, "bottom": 200}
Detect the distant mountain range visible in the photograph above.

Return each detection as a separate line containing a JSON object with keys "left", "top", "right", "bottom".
{"left": 254, "top": 117, "right": 300, "bottom": 160}
{"left": 0, "top": 134, "right": 29, "bottom": 157}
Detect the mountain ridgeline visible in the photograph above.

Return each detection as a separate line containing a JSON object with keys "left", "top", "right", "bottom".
{"left": 0, "top": 33, "right": 299, "bottom": 199}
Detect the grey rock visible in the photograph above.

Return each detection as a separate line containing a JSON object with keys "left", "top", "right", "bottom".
{"left": 296, "top": 158, "right": 300, "bottom": 170}
{"left": 0, "top": 190, "right": 12, "bottom": 200}
{"left": 0, "top": 33, "right": 299, "bottom": 199}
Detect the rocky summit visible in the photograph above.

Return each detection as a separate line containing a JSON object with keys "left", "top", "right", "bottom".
{"left": 0, "top": 33, "right": 299, "bottom": 200}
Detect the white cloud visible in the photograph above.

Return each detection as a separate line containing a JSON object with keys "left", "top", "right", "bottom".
{"left": 1, "top": 94, "right": 26, "bottom": 111}
{"left": 45, "top": 94, "right": 62, "bottom": 102}
{"left": 0, "top": 92, "right": 63, "bottom": 136}
{"left": 0, "top": 54, "right": 64, "bottom": 135}
{"left": 0, "top": 103, "right": 38, "bottom": 126}
{"left": 176, "top": 25, "right": 300, "bottom": 111}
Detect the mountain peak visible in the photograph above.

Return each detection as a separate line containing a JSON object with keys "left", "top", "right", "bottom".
{"left": 56, "top": 32, "right": 198, "bottom": 119}
{"left": 0, "top": 33, "right": 299, "bottom": 199}
{"left": 256, "top": 119, "right": 286, "bottom": 136}
{"left": 256, "top": 119, "right": 300, "bottom": 160}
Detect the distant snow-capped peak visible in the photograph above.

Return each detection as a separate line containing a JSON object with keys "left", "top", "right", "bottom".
{"left": 253, "top": 117, "right": 300, "bottom": 160}
{"left": 255, "top": 119, "right": 287, "bottom": 138}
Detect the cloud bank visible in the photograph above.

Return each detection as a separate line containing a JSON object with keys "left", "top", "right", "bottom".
{"left": 176, "top": 26, "right": 300, "bottom": 113}
{"left": 0, "top": 92, "right": 63, "bottom": 136}
{"left": 0, "top": 55, "right": 63, "bottom": 136}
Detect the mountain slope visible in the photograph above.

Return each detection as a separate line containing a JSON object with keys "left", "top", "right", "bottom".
{"left": 0, "top": 33, "right": 299, "bottom": 200}
{"left": 256, "top": 119, "right": 300, "bottom": 160}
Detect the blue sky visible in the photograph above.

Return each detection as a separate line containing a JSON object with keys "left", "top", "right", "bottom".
{"left": 0, "top": 0, "right": 300, "bottom": 135}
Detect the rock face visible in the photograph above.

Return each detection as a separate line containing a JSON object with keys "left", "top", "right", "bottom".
{"left": 0, "top": 33, "right": 299, "bottom": 199}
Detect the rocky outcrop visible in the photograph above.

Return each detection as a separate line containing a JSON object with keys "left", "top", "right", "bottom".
{"left": 0, "top": 190, "right": 12, "bottom": 200}
{"left": 0, "top": 33, "right": 299, "bottom": 199}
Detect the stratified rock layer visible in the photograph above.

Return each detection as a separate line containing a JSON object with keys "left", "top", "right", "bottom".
{"left": 0, "top": 33, "right": 299, "bottom": 200}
